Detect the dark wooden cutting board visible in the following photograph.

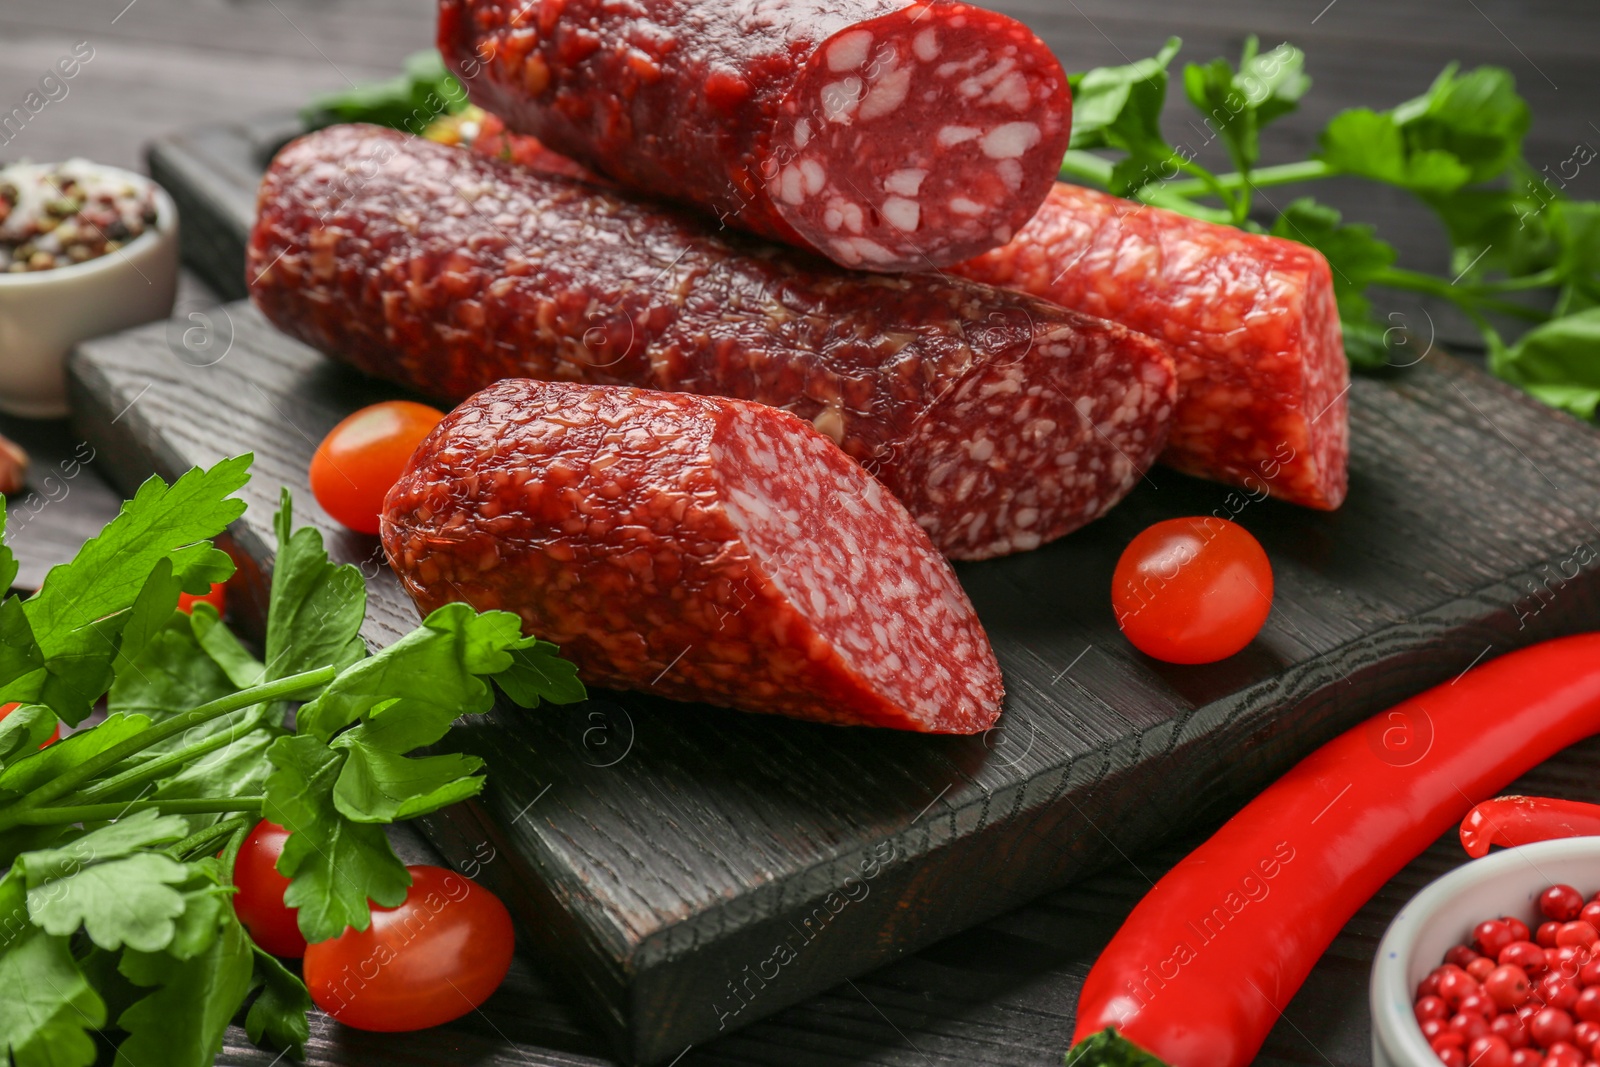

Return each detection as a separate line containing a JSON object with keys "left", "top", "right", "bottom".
{"left": 61, "top": 120, "right": 1600, "bottom": 1065}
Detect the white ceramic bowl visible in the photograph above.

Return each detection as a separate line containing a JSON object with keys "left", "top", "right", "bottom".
{"left": 1372, "top": 837, "right": 1600, "bottom": 1065}
{"left": 0, "top": 163, "right": 179, "bottom": 418}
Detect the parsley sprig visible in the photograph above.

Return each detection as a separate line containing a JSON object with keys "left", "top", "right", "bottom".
{"left": 0, "top": 456, "right": 584, "bottom": 1066}
{"left": 1059, "top": 38, "right": 1600, "bottom": 416}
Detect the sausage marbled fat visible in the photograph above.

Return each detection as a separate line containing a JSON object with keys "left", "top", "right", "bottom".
{"left": 382, "top": 380, "right": 1004, "bottom": 732}
{"left": 954, "top": 183, "right": 1350, "bottom": 511}
{"left": 248, "top": 126, "right": 1178, "bottom": 560}
{"left": 439, "top": 0, "right": 1071, "bottom": 272}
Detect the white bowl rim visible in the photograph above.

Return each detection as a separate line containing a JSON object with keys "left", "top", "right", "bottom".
{"left": 0, "top": 162, "right": 176, "bottom": 287}
{"left": 1372, "top": 836, "right": 1600, "bottom": 1065}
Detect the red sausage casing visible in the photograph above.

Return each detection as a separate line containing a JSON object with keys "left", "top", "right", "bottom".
{"left": 249, "top": 126, "right": 1178, "bottom": 561}
{"left": 382, "top": 380, "right": 1005, "bottom": 733}
{"left": 439, "top": 0, "right": 1072, "bottom": 271}
{"left": 955, "top": 183, "right": 1350, "bottom": 511}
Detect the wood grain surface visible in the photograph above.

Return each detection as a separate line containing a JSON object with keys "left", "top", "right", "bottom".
{"left": 2, "top": 0, "right": 1597, "bottom": 1063}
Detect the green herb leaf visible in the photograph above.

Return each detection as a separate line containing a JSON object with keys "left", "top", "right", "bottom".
{"left": 1069, "top": 38, "right": 1182, "bottom": 151}
{"left": 265, "top": 734, "right": 411, "bottom": 942}
{"left": 1183, "top": 39, "right": 1308, "bottom": 174}
{"left": 1317, "top": 108, "right": 1474, "bottom": 194}
{"left": 0, "top": 457, "right": 249, "bottom": 725}
{"left": 0, "top": 871, "right": 106, "bottom": 1067}
{"left": 497, "top": 641, "right": 588, "bottom": 708}
{"left": 1390, "top": 63, "right": 1530, "bottom": 184}
{"left": 0, "top": 498, "right": 18, "bottom": 597}
{"left": 0, "top": 705, "right": 57, "bottom": 767}
{"left": 301, "top": 49, "right": 469, "bottom": 134}
{"left": 246, "top": 947, "right": 312, "bottom": 1058}
{"left": 190, "top": 603, "right": 266, "bottom": 689}
{"left": 20, "top": 810, "right": 194, "bottom": 952}
{"left": 0, "top": 713, "right": 152, "bottom": 799}
{"left": 265, "top": 489, "right": 366, "bottom": 685}
{"left": 116, "top": 913, "right": 254, "bottom": 1067}
{"left": 332, "top": 733, "right": 485, "bottom": 822}
{"left": 299, "top": 602, "right": 532, "bottom": 749}
{"left": 1493, "top": 307, "right": 1600, "bottom": 419}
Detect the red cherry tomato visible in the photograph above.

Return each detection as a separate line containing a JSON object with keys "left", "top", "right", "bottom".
{"left": 1110, "top": 517, "right": 1273, "bottom": 664}
{"left": 303, "top": 865, "right": 514, "bottom": 1032}
{"left": 231, "top": 820, "right": 307, "bottom": 958}
{"left": 310, "top": 401, "right": 444, "bottom": 535}
{"left": 0, "top": 701, "right": 59, "bottom": 748}
{"left": 177, "top": 581, "right": 227, "bottom": 616}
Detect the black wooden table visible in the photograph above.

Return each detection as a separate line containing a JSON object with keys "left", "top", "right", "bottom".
{"left": 3, "top": 1, "right": 1599, "bottom": 1065}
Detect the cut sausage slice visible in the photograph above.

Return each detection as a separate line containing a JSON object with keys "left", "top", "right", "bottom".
{"left": 954, "top": 183, "right": 1350, "bottom": 511}
{"left": 438, "top": 0, "right": 1072, "bottom": 271}
{"left": 249, "top": 126, "right": 1178, "bottom": 561}
{"left": 381, "top": 380, "right": 1005, "bottom": 733}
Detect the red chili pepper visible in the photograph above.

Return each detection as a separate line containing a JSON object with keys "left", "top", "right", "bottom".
{"left": 1069, "top": 633, "right": 1600, "bottom": 1067}
{"left": 1459, "top": 795, "right": 1600, "bottom": 858}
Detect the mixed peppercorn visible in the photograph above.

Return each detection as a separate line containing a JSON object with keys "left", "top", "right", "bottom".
{"left": 0, "top": 161, "right": 160, "bottom": 272}
{"left": 1417, "top": 883, "right": 1600, "bottom": 1066}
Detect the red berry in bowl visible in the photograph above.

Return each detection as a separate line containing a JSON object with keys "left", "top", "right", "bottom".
{"left": 1532, "top": 1006, "right": 1577, "bottom": 1048}
{"left": 1419, "top": 994, "right": 1451, "bottom": 1021}
{"left": 1479, "top": 921, "right": 1518, "bottom": 959}
{"left": 1542, "top": 972, "right": 1582, "bottom": 1012}
{"left": 1577, "top": 986, "right": 1600, "bottom": 1023}
{"left": 1468, "top": 958, "right": 1498, "bottom": 983}
{"left": 1503, "top": 941, "right": 1548, "bottom": 975}
{"left": 1510, "top": 1050, "right": 1542, "bottom": 1067}
{"left": 1491, "top": 1011, "right": 1530, "bottom": 1048}
{"left": 1506, "top": 917, "right": 1534, "bottom": 943}
{"left": 1452, "top": 1012, "right": 1491, "bottom": 1043}
{"left": 1440, "top": 968, "right": 1483, "bottom": 1008}
{"left": 1451, "top": 944, "right": 1487, "bottom": 968}
{"left": 1562, "top": 923, "right": 1600, "bottom": 950}
{"left": 1546, "top": 886, "right": 1587, "bottom": 923}
{"left": 1468, "top": 1035, "right": 1512, "bottom": 1067}
{"left": 1486, "top": 965, "right": 1534, "bottom": 1010}
{"left": 1544, "top": 922, "right": 1567, "bottom": 947}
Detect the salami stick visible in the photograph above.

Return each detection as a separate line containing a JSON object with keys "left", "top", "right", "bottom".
{"left": 382, "top": 380, "right": 1005, "bottom": 732}
{"left": 249, "top": 126, "right": 1177, "bottom": 560}
{"left": 954, "top": 182, "right": 1350, "bottom": 510}
{"left": 439, "top": 0, "right": 1072, "bottom": 272}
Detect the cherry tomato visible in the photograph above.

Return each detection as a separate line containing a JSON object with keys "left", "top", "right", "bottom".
{"left": 231, "top": 820, "right": 307, "bottom": 958}
{"left": 177, "top": 581, "right": 227, "bottom": 616}
{"left": 303, "top": 865, "right": 514, "bottom": 1032}
{"left": 0, "top": 701, "right": 58, "bottom": 748}
{"left": 1110, "top": 517, "right": 1273, "bottom": 664}
{"left": 310, "top": 401, "right": 444, "bottom": 535}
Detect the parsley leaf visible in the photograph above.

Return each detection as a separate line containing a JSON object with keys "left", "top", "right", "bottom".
{"left": 20, "top": 811, "right": 194, "bottom": 952}
{"left": 0, "top": 456, "right": 249, "bottom": 725}
{"left": 1069, "top": 38, "right": 1184, "bottom": 196}
{"left": 332, "top": 733, "right": 485, "bottom": 822}
{"left": 497, "top": 641, "right": 587, "bottom": 707}
{"left": 1390, "top": 63, "right": 1530, "bottom": 184}
{"left": 299, "top": 602, "right": 537, "bottom": 749}
{"left": 0, "top": 498, "right": 17, "bottom": 596}
{"left": 1492, "top": 307, "right": 1600, "bottom": 419}
{"left": 1317, "top": 108, "right": 1473, "bottom": 194}
{"left": 265, "top": 489, "right": 366, "bottom": 685}
{"left": 246, "top": 947, "right": 312, "bottom": 1057}
{"left": 116, "top": 912, "right": 254, "bottom": 1067}
{"left": 0, "top": 705, "right": 56, "bottom": 767}
{"left": 1183, "top": 38, "right": 1308, "bottom": 174}
{"left": 265, "top": 734, "right": 411, "bottom": 942}
{"left": 0, "top": 871, "right": 106, "bottom": 1067}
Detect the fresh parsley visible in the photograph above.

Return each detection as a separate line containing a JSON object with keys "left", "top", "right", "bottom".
{"left": 1060, "top": 39, "right": 1600, "bottom": 409}
{"left": 0, "top": 455, "right": 585, "bottom": 1066}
